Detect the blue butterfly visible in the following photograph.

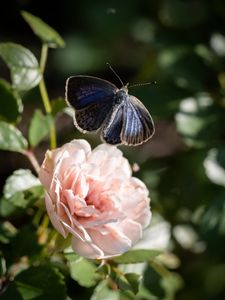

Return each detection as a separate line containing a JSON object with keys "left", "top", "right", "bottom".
{"left": 65, "top": 74, "right": 155, "bottom": 146}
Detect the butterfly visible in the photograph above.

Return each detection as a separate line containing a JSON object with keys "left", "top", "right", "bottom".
{"left": 65, "top": 72, "right": 155, "bottom": 146}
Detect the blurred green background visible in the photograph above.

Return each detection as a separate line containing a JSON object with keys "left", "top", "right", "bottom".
{"left": 1, "top": 0, "right": 225, "bottom": 299}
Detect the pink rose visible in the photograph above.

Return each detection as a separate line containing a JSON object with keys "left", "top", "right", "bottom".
{"left": 39, "top": 139, "right": 151, "bottom": 259}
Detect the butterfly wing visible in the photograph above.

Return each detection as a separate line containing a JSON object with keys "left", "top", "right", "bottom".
{"left": 74, "top": 100, "right": 115, "bottom": 132}
{"left": 65, "top": 76, "right": 118, "bottom": 109}
{"left": 65, "top": 76, "right": 119, "bottom": 132}
{"left": 121, "top": 95, "right": 155, "bottom": 145}
{"left": 101, "top": 104, "right": 124, "bottom": 145}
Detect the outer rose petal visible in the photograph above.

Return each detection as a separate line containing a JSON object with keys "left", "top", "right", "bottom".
{"left": 71, "top": 236, "right": 104, "bottom": 259}
{"left": 45, "top": 192, "right": 68, "bottom": 238}
{"left": 39, "top": 139, "right": 151, "bottom": 259}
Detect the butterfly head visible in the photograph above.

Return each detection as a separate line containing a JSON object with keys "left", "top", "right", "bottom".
{"left": 120, "top": 83, "right": 129, "bottom": 93}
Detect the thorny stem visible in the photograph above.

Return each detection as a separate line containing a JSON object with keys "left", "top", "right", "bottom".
{"left": 39, "top": 44, "right": 57, "bottom": 149}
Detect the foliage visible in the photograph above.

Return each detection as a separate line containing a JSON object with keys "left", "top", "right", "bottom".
{"left": 0, "top": 1, "right": 225, "bottom": 300}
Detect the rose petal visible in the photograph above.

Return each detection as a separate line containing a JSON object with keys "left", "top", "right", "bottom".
{"left": 71, "top": 236, "right": 104, "bottom": 259}
{"left": 45, "top": 192, "right": 68, "bottom": 238}
{"left": 87, "top": 226, "right": 132, "bottom": 256}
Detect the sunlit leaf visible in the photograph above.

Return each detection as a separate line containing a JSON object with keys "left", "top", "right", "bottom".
{"left": 210, "top": 33, "right": 225, "bottom": 57}
{"left": 28, "top": 109, "right": 53, "bottom": 147}
{"left": 0, "top": 79, "right": 23, "bottom": 123}
{"left": 3, "top": 169, "right": 40, "bottom": 199}
{"left": 0, "top": 254, "right": 6, "bottom": 277}
{"left": 0, "top": 43, "right": 42, "bottom": 91}
{"left": 0, "top": 121, "right": 28, "bottom": 153}
{"left": 91, "top": 280, "right": 120, "bottom": 300}
{"left": 0, "top": 221, "right": 17, "bottom": 244}
{"left": 0, "top": 186, "right": 44, "bottom": 218}
{"left": 204, "top": 147, "right": 225, "bottom": 187}
{"left": 173, "top": 225, "right": 199, "bottom": 250}
{"left": 113, "top": 249, "right": 161, "bottom": 264}
{"left": 67, "top": 255, "right": 99, "bottom": 287}
{"left": 161, "top": 272, "right": 184, "bottom": 299}
{"left": 21, "top": 11, "right": 65, "bottom": 48}
{"left": 175, "top": 93, "right": 223, "bottom": 148}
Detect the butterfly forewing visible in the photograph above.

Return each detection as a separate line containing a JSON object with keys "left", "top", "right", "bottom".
{"left": 66, "top": 76, "right": 118, "bottom": 132}
{"left": 66, "top": 76, "right": 118, "bottom": 109}
{"left": 121, "top": 95, "right": 155, "bottom": 145}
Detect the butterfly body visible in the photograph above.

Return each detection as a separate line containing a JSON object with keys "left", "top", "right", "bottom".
{"left": 65, "top": 75, "right": 155, "bottom": 146}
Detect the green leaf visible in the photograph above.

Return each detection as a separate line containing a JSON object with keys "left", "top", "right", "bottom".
{"left": 67, "top": 255, "right": 99, "bottom": 287}
{"left": 2, "top": 265, "right": 66, "bottom": 300}
{"left": 142, "top": 261, "right": 179, "bottom": 299}
{"left": 51, "top": 97, "right": 67, "bottom": 117}
{"left": 0, "top": 79, "right": 23, "bottom": 123}
{"left": 28, "top": 109, "right": 53, "bottom": 147}
{"left": 175, "top": 93, "right": 224, "bottom": 148}
{"left": 161, "top": 273, "right": 183, "bottom": 300}
{"left": 10, "top": 226, "right": 43, "bottom": 262}
{"left": 0, "top": 192, "right": 25, "bottom": 218}
{"left": 0, "top": 121, "right": 28, "bottom": 153}
{"left": 158, "top": 47, "right": 212, "bottom": 91}
{"left": 0, "top": 254, "right": 6, "bottom": 277}
{"left": 0, "top": 43, "right": 42, "bottom": 91}
{"left": 204, "top": 147, "right": 225, "bottom": 187}
{"left": 0, "top": 221, "right": 17, "bottom": 244}
{"left": 112, "top": 249, "right": 161, "bottom": 264}
{"left": 54, "top": 233, "right": 72, "bottom": 252}
{"left": 91, "top": 280, "right": 120, "bottom": 300}
{"left": 21, "top": 11, "right": 65, "bottom": 48}
{"left": 124, "top": 273, "right": 142, "bottom": 294}
{"left": 16, "top": 282, "right": 43, "bottom": 300}
{"left": 23, "top": 185, "right": 44, "bottom": 204}
{"left": 3, "top": 169, "right": 40, "bottom": 199}
{"left": 200, "top": 194, "right": 225, "bottom": 239}
{"left": 143, "top": 263, "right": 165, "bottom": 298}
{"left": 0, "top": 186, "right": 44, "bottom": 218}
{"left": 116, "top": 274, "right": 134, "bottom": 294}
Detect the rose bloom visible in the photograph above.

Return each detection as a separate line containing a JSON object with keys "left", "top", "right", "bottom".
{"left": 39, "top": 139, "right": 151, "bottom": 259}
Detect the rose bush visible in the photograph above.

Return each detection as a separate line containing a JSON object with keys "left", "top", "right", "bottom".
{"left": 39, "top": 139, "right": 151, "bottom": 259}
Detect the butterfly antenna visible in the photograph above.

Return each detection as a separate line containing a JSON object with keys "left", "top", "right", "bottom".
{"left": 106, "top": 62, "right": 124, "bottom": 87}
{"left": 129, "top": 81, "right": 157, "bottom": 89}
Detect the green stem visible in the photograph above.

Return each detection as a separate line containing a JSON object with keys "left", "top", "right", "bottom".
{"left": 40, "top": 44, "right": 48, "bottom": 73}
{"left": 39, "top": 44, "right": 57, "bottom": 149}
{"left": 39, "top": 80, "right": 51, "bottom": 114}
{"left": 25, "top": 149, "right": 41, "bottom": 174}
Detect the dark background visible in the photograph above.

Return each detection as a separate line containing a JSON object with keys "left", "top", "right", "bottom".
{"left": 1, "top": 1, "right": 225, "bottom": 299}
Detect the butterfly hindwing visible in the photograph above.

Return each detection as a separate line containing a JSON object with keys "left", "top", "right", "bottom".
{"left": 121, "top": 95, "right": 155, "bottom": 145}
{"left": 102, "top": 104, "right": 124, "bottom": 145}
{"left": 74, "top": 98, "right": 114, "bottom": 132}
{"left": 66, "top": 76, "right": 118, "bottom": 109}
